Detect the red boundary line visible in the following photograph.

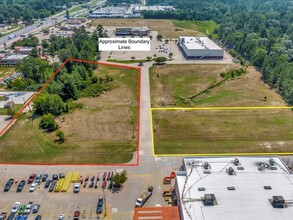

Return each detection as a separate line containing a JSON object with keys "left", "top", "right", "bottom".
{"left": 0, "top": 58, "right": 141, "bottom": 167}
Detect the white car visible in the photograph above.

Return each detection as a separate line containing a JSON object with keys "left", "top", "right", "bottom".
{"left": 11, "top": 202, "right": 21, "bottom": 213}
{"left": 73, "top": 183, "right": 80, "bottom": 193}
{"left": 58, "top": 214, "right": 65, "bottom": 220}
{"left": 24, "top": 201, "right": 34, "bottom": 214}
{"left": 29, "top": 183, "right": 37, "bottom": 192}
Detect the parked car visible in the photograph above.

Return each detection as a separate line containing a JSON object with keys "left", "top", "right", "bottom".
{"left": 7, "top": 213, "right": 15, "bottom": 220}
{"left": 32, "top": 204, "right": 40, "bottom": 213}
{"left": 34, "top": 174, "right": 42, "bottom": 183}
{"left": 96, "top": 198, "right": 103, "bottom": 214}
{"left": 29, "top": 182, "right": 37, "bottom": 192}
{"left": 28, "top": 174, "right": 36, "bottom": 183}
{"left": 11, "top": 202, "right": 21, "bottom": 213}
{"left": 59, "top": 173, "right": 65, "bottom": 179}
{"left": 18, "top": 204, "right": 26, "bottom": 215}
{"left": 35, "top": 215, "right": 41, "bottom": 220}
{"left": 52, "top": 174, "right": 58, "bottom": 180}
{"left": 108, "top": 180, "right": 113, "bottom": 189}
{"left": 103, "top": 172, "right": 107, "bottom": 181}
{"left": 102, "top": 181, "right": 107, "bottom": 189}
{"left": 42, "top": 174, "right": 48, "bottom": 182}
{"left": 49, "top": 180, "right": 56, "bottom": 192}
{"left": 97, "top": 172, "right": 100, "bottom": 181}
{"left": 89, "top": 181, "right": 94, "bottom": 188}
{"left": 24, "top": 201, "right": 34, "bottom": 214}
{"left": 4, "top": 179, "right": 14, "bottom": 192}
{"left": 58, "top": 214, "right": 64, "bottom": 220}
{"left": 0, "top": 212, "right": 7, "bottom": 220}
{"left": 14, "top": 215, "right": 21, "bottom": 220}
{"left": 17, "top": 180, "right": 26, "bottom": 192}
{"left": 44, "top": 180, "right": 51, "bottom": 188}
{"left": 73, "top": 183, "right": 80, "bottom": 193}
{"left": 73, "top": 210, "right": 80, "bottom": 220}
{"left": 107, "top": 172, "right": 111, "bottom": 181}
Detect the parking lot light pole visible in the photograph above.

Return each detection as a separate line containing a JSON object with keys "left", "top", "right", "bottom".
{"left": 103, "top": 189, "right": 107, "bottom": 217}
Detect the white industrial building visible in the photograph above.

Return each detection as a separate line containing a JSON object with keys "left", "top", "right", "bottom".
{"left": 178, "top": 36, "right": 224, "bottom": 59}
{"left": 175, "top": 156, "right": 293, "bottom": 220}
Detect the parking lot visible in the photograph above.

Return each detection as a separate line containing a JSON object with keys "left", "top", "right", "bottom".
{"left": 0, "top": 164, "right": 178, "bottom": 220}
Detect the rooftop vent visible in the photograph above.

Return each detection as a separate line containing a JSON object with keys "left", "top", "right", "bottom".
{"left": 228, "top": 167, "right": 235, "bottom": 175}
{"left": 203, "top": 162, "right": 209, "bottom": 170}
{"left": 258, "top": 163, "right": 269, "bottom": 171}
{"left": 269, "top": 158, "right": 275, "bottom": 166}
{"left": 234, "top": 158, "right": 239, "bottom": 166}
{"left": 264, "top": 186, "right": 272, "bottom": 190}
{"left": 198, "top": 187, "right": 206, "bottom": 191}
{"left": 227, "top": 187, "right": 235, "bottom": 190}
{"left": 271, "top": 196, "right": 285, "bottom": 208}
{"left": 237, "top": 167, "right": 244, "bottom": 170}
{"left": 203, "top": 194, "right": 216, "bottom": 206}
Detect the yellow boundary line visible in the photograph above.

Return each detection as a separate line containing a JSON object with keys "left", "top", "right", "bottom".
{"left": 151, "top": 106, "right": 293, "bottom": 111}
{"left": 150, "top": 106, "right": 293, "bottom": 156}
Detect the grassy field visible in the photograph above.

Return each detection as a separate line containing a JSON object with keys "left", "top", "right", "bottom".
{"left": 0, "top": 67, "right": 15, "bottom": 81}
{"left": 150, "top": 65, "right": 287, "bottom": 107}
{"left": 0, "top": 65, "right": 139, "bottom": 164}
{"left": 172, "top": 20, "right": 217, "bottom": 38}
{"left": 107, "top": 59, "right": 149, "bottom": 64}
{"left": 69, "top": 6, "right": 83, "bottom": 13}
{"left": 153, "top": 109, "right": 293, "bottom": 154}
{"left": 150, "top": 64, "right": 292, "bottom": 154}
{"left": 91, "top": 19, "right": 204, "bottom": 38}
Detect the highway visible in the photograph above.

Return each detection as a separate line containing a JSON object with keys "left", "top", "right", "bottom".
{"left": 0, "top": 0, "right": 106, "bottom": 49}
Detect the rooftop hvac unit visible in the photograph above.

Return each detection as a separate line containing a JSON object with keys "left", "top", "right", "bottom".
{"left": 271, "top": 196, "right": 285, "bottom": 208}
{"left": 269, "top": 158, "right": 275, "bottom": 166}
{"left": 228, "top": 167, "right": 234, "bottom": 175}
{"left": 203, "top": 194, "right": 216, "bottom": 206}
{"left": 234, "top": 158, "right": 240, "bottom": 166}
{"left": 203, "top": 162, "right": 209, "bottom": 170}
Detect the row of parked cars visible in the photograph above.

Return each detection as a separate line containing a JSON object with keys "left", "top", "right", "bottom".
{"left": 3, "top": 173, "right": 67, "bottom": 193}
{"left": 0, "top": 201, "right": 41, "bottom": 220}
{"left": 77, "top": 171, "right": 114, "bottom": 191}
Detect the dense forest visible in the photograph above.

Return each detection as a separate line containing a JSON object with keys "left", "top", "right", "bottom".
{"left": 0, "top": 0, "right": 88, "bottom": 23}
{"left": 140, "top": 0, "right": 293, "bottom": 105}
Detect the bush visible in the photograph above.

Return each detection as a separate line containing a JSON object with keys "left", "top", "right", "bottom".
{"left": 56, "top": 129, "right": 65, "bottom": 143}
{"left": 66, "top": 101, "right": 83, "bottom": 113}
{"left": 112, "top": 170, "right": 127, "bottom": 188}
{"left": 39, "top": 114, "right": 58, "bottom": 132}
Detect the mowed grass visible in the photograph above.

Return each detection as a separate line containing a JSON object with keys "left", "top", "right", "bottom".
{"left": 150, "top": 64, "right": 241, "bottom": 107}
{"left": 91, "top": 19, "right": 203, "bottom": 38}
{"left": 153, "top": 109, "right": 293, "bottom": 154}
{"left": 0, "top": 66, "right": 139, "bottom": 164}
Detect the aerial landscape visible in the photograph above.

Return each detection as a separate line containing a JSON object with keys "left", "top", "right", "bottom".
{"left": 0, "top": 0, "right": 292, "bottom": 219}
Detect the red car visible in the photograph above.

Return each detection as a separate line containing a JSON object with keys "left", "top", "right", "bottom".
{"left": 28, "top": 173, "right": 36, "bottom": 183}
{"left": 103, "top": 172, "right": 107, "bottom": 181}
{"left": 102, "top": 181, "right": 107, "bottom": 189}
{"left": 74, "top": 210, "right": 80, "bottom": 220}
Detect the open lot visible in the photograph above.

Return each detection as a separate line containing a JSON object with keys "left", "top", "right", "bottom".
{"left": 0, "top": 65, "right": 139, "bottom": 164}
{"left": 150, "top": 64, "right": 241, "bottom": 107}
{"left": 152, "top": 108, "right": 293, "bottom": 155}
{"left": 150, "top": 65, "right": 287, "bottom": 107}
{"left": 91, "top": 19, "right": 203, "bottom": 39}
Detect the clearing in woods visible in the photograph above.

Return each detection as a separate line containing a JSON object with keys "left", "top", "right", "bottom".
{"left": 150, "top": 64, "right": 293, "bottom": 155}
{"left": 0, "top": 64, "right": 139, "bottom": 164}
{"left": 91, "top": 19, "right": 203, "bottom": 38}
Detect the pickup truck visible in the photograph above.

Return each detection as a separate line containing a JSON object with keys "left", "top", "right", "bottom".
{"left": 135, "top": 186, "right": 153, "bottom": 207}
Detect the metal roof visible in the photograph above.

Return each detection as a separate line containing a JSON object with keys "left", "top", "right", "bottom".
{"left": 176, "top": 156, "right": 293, "bottom": 220}
{"left": 179, "top": 36, "right": 222, "bottom": 50}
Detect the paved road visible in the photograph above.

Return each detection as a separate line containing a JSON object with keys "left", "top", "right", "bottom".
{"left": 0, "top": 0, "right": 106, "bottom": 49}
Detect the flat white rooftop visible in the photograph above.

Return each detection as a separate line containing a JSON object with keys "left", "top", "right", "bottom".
{"left": 179, "top": 36, "right": 222, "bottom": 50}
{"left": 177, "top": 156, "right": 293, "bottom": 220}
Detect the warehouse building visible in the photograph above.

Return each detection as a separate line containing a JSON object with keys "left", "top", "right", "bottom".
{"left": 175, "top": 156, "right": 293, "bottom": 220}
{"left": 178, "top": 36, "right": 224, "bottom": 59}
{"left": 0, "top": 54, "right": 28, "bottom": 66}
{"left": 115, "top": 27, "right": 150, "bottom": 36}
